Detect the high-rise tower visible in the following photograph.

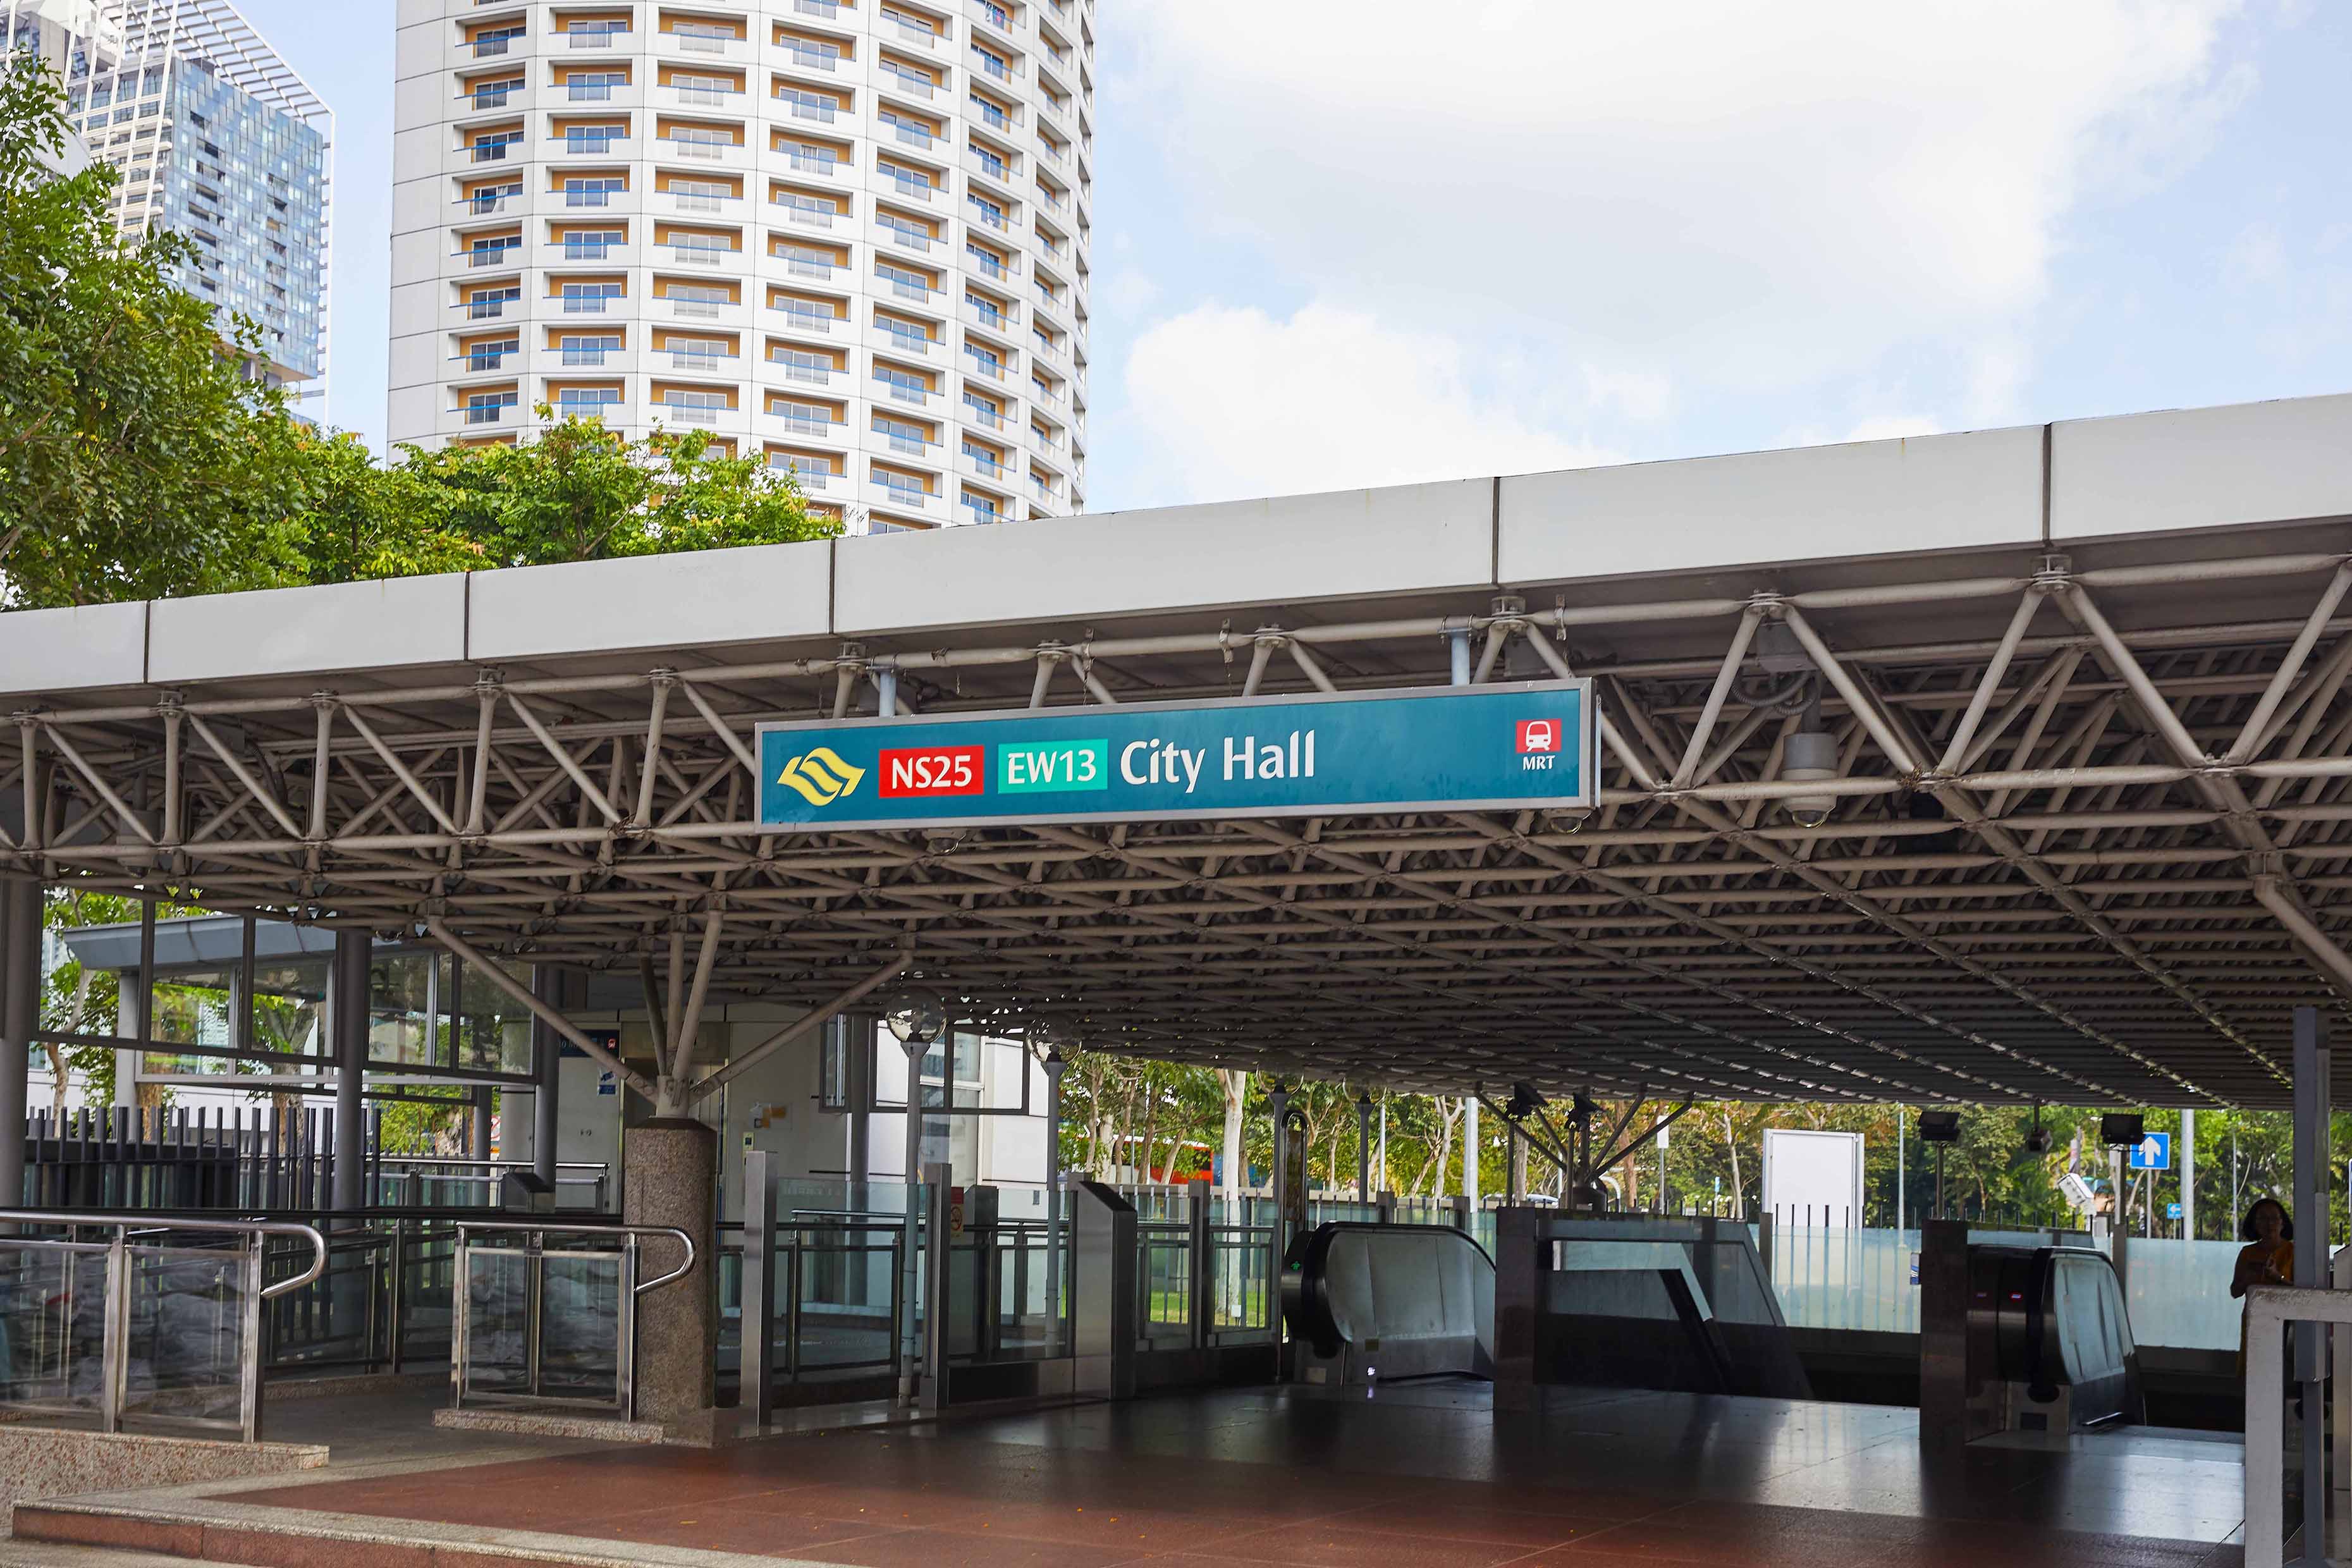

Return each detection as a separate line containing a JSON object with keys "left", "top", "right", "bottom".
{"left": 390, "top": 0, "right": 1092, "bottom": 532}
{"left": 6, "top": 0, "right": 334, "bottom": 397}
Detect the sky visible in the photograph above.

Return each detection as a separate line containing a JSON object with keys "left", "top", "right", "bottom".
{"left": 245, "top": 0, "right": 2352, "bottom": 513}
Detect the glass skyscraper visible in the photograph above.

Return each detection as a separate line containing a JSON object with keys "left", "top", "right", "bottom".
{"left": 4, "top": 0, "right": 332, "bottom": 393}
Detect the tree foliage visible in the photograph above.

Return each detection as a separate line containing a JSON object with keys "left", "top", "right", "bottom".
{"left": 0, "top": 51, "right": 309, "bottom": 607}
{"left": 0, "top": 52, "right": 835, "bottom": 612}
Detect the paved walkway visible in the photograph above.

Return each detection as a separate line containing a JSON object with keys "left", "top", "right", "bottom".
{"left": 15, "top": 1383, "right": 2247, "bottom": 1567}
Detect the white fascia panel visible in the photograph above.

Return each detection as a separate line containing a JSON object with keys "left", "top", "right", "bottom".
{"left": 469, "top": 542, "right": 835, "bottom": 661}
{"left": 835, "top": 479, "right": 1495, "bottom": 637}
{"left": 149, "top": 575, "right": 470, "bottom": 684}
{"left": 1498, "top": 426, "right": 2045, "bottom": 586}
{"left": 2051, "top": 394, "right": 2352, "bottom": 543}
{"left": 0, "top": 601, "right": 148, "bottom": 701}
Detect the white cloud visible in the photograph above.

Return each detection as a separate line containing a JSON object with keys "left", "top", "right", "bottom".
{"left": 1118, "top": 303, "right": 1620, "bottom": 504}
{"left": 1119, "top": 3, "right": 2245, "bottom": 397}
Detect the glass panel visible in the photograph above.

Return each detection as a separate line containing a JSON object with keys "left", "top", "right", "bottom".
{"left": 2118, "top": 1237, "right": 2244, "bottom": 1350}
{"left": 0, "top": 1242, "right": 111, "bottom": 1416}
{"left": 250, "top": 955, "right": 329, "bottom": 1057}
{"left": 791, "top": 1221, "right": 901, "bottom": 1371}
{"left": 369, "top": 951, "right": 435, "bottom": 1067}
{"left": 539, "top": 1253, "right": 621, "bottom": 1400}
{"left": 121, "top": 1244, "right": 247, "bottom": 1426}
{"left": 1139, "top": 1227, "right": 1190, "bottom": 1340}
{"left": 462, "top": 1247, "right": 532, "bottom": 1396}
{"left": 457, "top": 959, "right": 533, "bottom": 1075}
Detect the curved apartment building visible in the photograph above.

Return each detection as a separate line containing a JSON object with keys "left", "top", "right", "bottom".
{"left": 389, "top": 0, "right": 1091, "bottom": 531}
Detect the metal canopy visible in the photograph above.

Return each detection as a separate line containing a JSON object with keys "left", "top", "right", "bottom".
{"left": 8, "top": 406, "right": 2352, "bottom": 1110}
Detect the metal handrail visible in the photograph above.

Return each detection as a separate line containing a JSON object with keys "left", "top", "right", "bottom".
{"left": 0, "top": 1208, "right": 328, "bottom": 1299}
{"left": 455, "top": 1220, "right": 697, "bottom": 1294}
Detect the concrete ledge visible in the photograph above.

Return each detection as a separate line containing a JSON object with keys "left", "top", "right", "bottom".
{"left": 12, "top": 1497, "right": 800, "bottom": 1568}
{"left": 265, "top": 1370, "right": 444, "bottom": 1404}
{"left": 430, "top": 1406, "right": 711, "bottom": 1447}
{"left": 0, "top": 1427, "right": 326, "bottom": 1516}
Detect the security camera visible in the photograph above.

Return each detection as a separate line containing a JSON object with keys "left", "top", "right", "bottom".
{"left": 2024, "top": 1126, "right": 2053, "bottom": 1155}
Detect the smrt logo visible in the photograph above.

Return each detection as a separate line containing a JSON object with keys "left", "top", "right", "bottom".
{"left": 776, "top": 747, "right": 866, "bottom": 807}
{"left": 1517, "top": 720, "right": 1560, "bottom": 755}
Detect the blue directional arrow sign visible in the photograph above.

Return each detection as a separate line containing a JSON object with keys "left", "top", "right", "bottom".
{"left": 2128, "top": 1132, "right": 2172, "bottom": 1172}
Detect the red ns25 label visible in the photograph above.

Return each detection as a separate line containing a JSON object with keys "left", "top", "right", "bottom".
{"left": 878, "top": 745, "right": 985, "bottom": 797}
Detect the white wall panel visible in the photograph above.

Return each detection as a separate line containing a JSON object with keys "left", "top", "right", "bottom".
{"left": 835, "top": 480, "right": 1495, "bottom": 636}
{"left": 2051, "top": 394, "right": 2352, "bottom": 542}
{"left": 0, "top": 602, "right": 147, "bottom": 699}
{"left": 468, "top": 542, "right": 834, "bottom": 661}
{"left": 1499, "top": 426, "right": 2045, "bottom": 585}
{"left": 147, "top": 575, "right": 469, "bottom": 683}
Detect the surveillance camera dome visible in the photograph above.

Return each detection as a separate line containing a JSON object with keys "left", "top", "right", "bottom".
{"left": 1780, "top": 729, "right": 1839, "bottom": 828}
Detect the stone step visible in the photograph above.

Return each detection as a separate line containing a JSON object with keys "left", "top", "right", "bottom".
{"left": 10, "top": 1500, "right": 674, "bottom": 1567}
{"left": 0, "top": 1538, "right": 200, "bottom": 1568}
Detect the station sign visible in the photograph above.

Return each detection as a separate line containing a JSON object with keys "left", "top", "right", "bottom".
{"left": 756, "top": 680, "right": 1596, "bottom": 831}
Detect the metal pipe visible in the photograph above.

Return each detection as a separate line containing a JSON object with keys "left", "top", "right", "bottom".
{"left": 424, "top": 919, "right": 660, "bottom": 1102}
{"left": 2227, "top": 562, "right": 2352, "bottom": 763}
{"left": 1671, "top": 606, "right": 1763, "bottom": 788}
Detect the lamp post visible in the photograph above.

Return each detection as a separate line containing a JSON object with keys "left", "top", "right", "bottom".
{"left": 883, "top": 988, "right": 947, "bottom": 1400}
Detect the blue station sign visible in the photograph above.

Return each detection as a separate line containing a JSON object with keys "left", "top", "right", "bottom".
{"left": 756, "top": 680, "right": 1596, "bottom": 831}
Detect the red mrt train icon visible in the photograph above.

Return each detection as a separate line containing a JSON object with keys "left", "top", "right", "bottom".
{"left": 1517, "top": 719, "right": 1560, "bottom": 754}
{"left": 878, "top": 745, "right": 986, "bottom": 797}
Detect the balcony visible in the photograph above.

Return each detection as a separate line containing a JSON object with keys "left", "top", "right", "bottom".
{"left": 450, "top": 345, "right": 521, "bottom": 376}
{"left": 960, "top": 395, "right": 1008, "bottom": 431}
{"left": 764, "top": 350, "right": 835, "bottom": 387}
{"left": 875, "top": 217, "right": 934, "bottom": 253}
{"left": 969, "top": 47, "right": 1019, "bottom": 84}
{"left": 960, "top": 295, "right": 1016, "bottom": 335}
{"left": 659, "top": 345, "right": 737, "bottom": 374}
{"left": 555, "top": 293, "right": 623, "bottom": 315}
{"left": 775, "top": 147, "right": 843, "bottom": 180}
{"left": 968, "top": 0, "right": 1014, "bottom": 35}
{"left": 883, "top": 118, "right": 938, "bottom": 151}
{"left": 874, "top": 269, "right": 936, "bottom": 304}
{"left": 451, "top": 293, "right": 522, "bottom": 322}
{"left": 774, "top": 90, "right": 840, "bottom": 125}
{"left": 790, "top": 0, "right": 843, "bottom": 17}
{"left": 962, "top": 348, "right": 1008, "bottom": 382}
{"left": 868, "top": 465, "right": 941, "bottom": 508}
{"left": 666, "top": 241, "right": 741, "bottom": 269}
{"left": 559, "top": 27, "right": 631, "bottom": 51}
{"left": 458, "top": 82, "right": 527, "bottom": 113}
{"left": 658, "top": 137, "right": 749, "bottom": 171}
{"left": 556, "top": 237, "right": 624, "bottom": 262}
{"left": 551, "top": 133, "right": 632, "bottom": 159}
{"left": 873, "top": 370, "right": 932, "bottom": 407}
{"left": 964, "top": 245, "right": 1015, "bottom": 283}
{"left": 772, "top": 194, "right": 842, "bottom": 230}
{"left": 656, "top": 30, "right": 752, "bottom": 65}
{"left": 960, "top": 498, "right": 1005, "bottom": 525}
{"left": 967, "top": 97, "right": 1014, "bottom": 133}
{"left": 766, "top": 407, "right": 843, "bottom": 439}
{"left": 965, "top": 196, "right": 1011, "bottom": 233}
{"left": 877, "top": 65, "right": 938, "bottom": 101}
{"left": 770, "top": 305, "right": 842, "bottom": 337}
{"left": 661, "top": 293, "right": 746, "bottom": 327}
{"left": 886, "top": 16, "right": 942, "bottom": 51}
{"left": 544, "top": 345, "right": 632, "bottom": 371}
{"left": 871, "top": 320, "right": 939, "bottom": 357}
{"left": 780, "top": 40, "right": 843, "bottom": 72}
{"left": 771, "top": 457, "right": 837, "bottom": 491}
{"left": 456, "top": 243, "right": 524, "bottom": 272}
{"left": 875, "top": 166, "right": 940, "bottom": 203}
{"left": 659, "top": 188, "right": 740, "bottom": 217}
{"left": 661, "top": 82, "right": 741, "bottom": 111}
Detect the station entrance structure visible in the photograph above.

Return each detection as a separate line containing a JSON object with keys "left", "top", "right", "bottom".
{"left": 4, "top": 394, "right": 2352, "bottom": 1467}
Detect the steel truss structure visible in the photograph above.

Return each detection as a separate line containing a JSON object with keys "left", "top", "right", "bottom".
{"left": 9, "top": 537, "right": 2352, "bottom": 1111}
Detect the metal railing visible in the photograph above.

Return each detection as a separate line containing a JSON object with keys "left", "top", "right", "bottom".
{"left": 0, "top": 1210, "right": 326, "bottom": 1442}
{"left": 450, "top": 1221, "right": 694, "bottom": 1424}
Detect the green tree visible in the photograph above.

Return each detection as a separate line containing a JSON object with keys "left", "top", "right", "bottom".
{"left": 374, "top": 408, "right": 831, "bottom": 575}
{"left": 0, "top": 52, "right": 308, "bottom": 608}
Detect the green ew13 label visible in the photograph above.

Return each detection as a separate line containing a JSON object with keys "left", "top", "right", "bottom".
{"left": 998, "top": 738, "right": 1109, "bottom": 793}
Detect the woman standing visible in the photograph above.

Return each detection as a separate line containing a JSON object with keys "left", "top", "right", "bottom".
{"left": 2232, "top": 1197, "right": 2296, "bottom": 1373}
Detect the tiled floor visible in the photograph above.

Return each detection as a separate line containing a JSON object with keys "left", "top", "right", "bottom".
{"left": 192, "top": 1381, "right": 2246, "bottom": 1567}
